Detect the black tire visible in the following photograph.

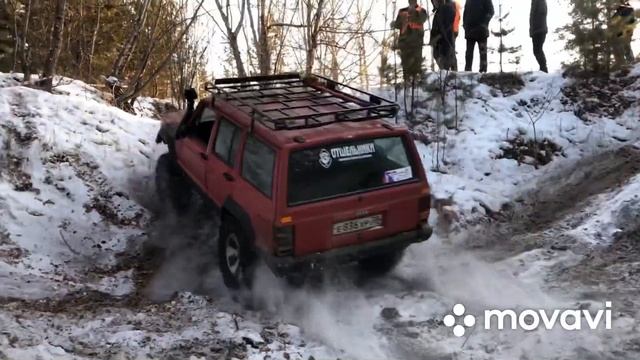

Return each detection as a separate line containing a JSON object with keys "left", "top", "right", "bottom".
{"left": 218, "top": 216, "right": 256, "bottom": 289}
{"left": 357, "top": 249, "right": 405, "bottom": 276}
{"left": 155, "top": 153, "right": 191, "bottom": 212}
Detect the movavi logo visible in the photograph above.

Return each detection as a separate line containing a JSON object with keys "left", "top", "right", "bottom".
{"left": 444, "top": 302, "right": 613, "bottom": 337}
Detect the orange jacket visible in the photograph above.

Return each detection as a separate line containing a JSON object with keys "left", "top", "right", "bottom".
{"left": 395, "top": 5, "right": 428, "bottom": 35}
{"left": 453, "top": 0, "right": 461, "bottom": 34}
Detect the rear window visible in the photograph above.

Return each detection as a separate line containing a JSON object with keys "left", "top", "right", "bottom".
{"left": 288, "top": 136, "right": 417, "bottom": 206}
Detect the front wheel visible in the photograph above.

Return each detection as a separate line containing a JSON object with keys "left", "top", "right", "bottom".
{"left": 155, "top": 153, "right": 191, "bottom": 212}
{"left": 218, "top": 217, "right": 256, "bottom": 289}
{"left": 357, "top": 249, "right": 405, "bottom": 276}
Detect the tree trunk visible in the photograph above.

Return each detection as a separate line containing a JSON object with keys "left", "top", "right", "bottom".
{"left": 305, "top": 0, "right": 325, "bottom": 75}
{"left": 111, "top": 0, "right": 152, "bottom": 78}
{"left": 88, "top": 1, "right": 102, "bottom": 79}
{"left": 116, "top": 0, "right": 205, "bottom": 106}
{"left": 229, "top": 33, "right": 247, "bottom": 77}
{"left": 19, "top": 0, "right": 32, "bottom": 83}
{"left": 213, "top": 0, "right": 248, "bottom": 77}
{"left": 42, "top": 0, "right": 67, "bottom": 91}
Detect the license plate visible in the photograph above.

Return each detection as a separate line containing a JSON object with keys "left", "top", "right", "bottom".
{"left": 333, "top": 214, "right": 383, "bottom": 235}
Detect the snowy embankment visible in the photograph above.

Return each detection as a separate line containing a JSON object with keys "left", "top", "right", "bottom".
{"left": 399, "top": 68, "right": 640, "bottom": 226}
{"left": 0, "top": 66, "right": 639, "bottom": 360}
{"left": 0, "top": 74, "right": 160, "bottom": 299}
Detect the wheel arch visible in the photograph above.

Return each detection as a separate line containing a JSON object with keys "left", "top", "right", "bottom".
{"left": 221, "top": 197, "right": 256, "bottom": 244}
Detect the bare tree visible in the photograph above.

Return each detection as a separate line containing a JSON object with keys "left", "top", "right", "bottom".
{"left": 88, "top": 0, "right": 102, "bottom": 78}
{"left": 115, "top": 0, "right": 206, "bottom": 109}
{"left": 16, "top": 0, "right": 32, "bottom": 82}
{"left": 210, "top": 0, "right": 248, "bottom": 77}
{"left": 246, "top": 0, "right": 274, "bottom": 75}
{"left": 303, "top": 0, "right": 326, "bottom": 74}
{"left": 111, "top": 0, "right": 152, "bottom": 79}
{"left": 41, "top": 0, "right": 67, "bottom": 90}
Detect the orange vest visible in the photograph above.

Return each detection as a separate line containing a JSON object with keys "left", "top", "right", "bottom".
{"left": 400, "top": 5, "right": 425, "bottom": 34}
{"left": 453, "top": 1, "right": 461, "bottom": 33}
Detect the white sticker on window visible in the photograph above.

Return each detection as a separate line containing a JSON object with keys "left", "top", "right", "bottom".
{"left": 330, "top": 143, "right": 375, "bottom": 162}
{"left": 319, "top": 148, "right": 333, "bottom": 168}
{"left": 383, "top": 166, "right": 413, "bottom": 183}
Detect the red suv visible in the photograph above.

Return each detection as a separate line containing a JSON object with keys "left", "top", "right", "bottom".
{"left": 155, "top": 74, "right": 432, "bottom": 288}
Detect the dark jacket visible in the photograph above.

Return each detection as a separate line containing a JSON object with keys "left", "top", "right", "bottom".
{"left": 430, "top": 2, "right": 456, "bottom": 57}
{"left": 463, "top": 0, "right": 494, "bottom": 40}
{"left": 393, "top": 5, "right": 429, "bottom": 48}
{"left": 529, "top": 0, "right": 548, "bottom": 36}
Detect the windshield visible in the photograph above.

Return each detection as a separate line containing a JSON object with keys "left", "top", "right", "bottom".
{"left": 288, "top": 136, "right": 417, "bottom": 206}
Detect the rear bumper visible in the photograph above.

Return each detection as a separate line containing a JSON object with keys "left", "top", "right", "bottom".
{"left": 263, "top": 225, "right": 433, "bottom": 274}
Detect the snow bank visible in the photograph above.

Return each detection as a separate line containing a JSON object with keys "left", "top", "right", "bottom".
{"left": 0, "top": 73, "right": 162, "bottom": 299}
{"left": 377, "top": 66, "right": 640, "bottom": 222}
{"left": 568, "top": 173, "right": 640, "bottom": 245}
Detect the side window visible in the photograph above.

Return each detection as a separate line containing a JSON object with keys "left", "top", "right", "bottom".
{"left": 214, "top": 118, "right": 242, "bottom": 166}
{"left": 242, "top": 136, "right": 275, "bottom": 197}
{"left": 191, "top": 107, "right": 216, "bottom": 145}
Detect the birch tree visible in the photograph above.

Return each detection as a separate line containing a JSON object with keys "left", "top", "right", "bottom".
{"left": 41, "top": 0, "right": 67, "bottom": 90}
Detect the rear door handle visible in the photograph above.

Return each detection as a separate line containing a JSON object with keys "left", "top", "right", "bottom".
{"left": 223, "top": 172, "right": 235, "bottom": 182}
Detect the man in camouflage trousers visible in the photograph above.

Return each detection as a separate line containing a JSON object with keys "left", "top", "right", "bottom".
{"left": 392, "top": 0, "right": 429, "bottom": 81}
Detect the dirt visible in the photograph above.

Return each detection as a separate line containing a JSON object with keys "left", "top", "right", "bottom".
{"left": 45, "top": 152, "right": 147, "bottom": 227}
{"left": 478, "top": 72, "right": 525, "bottom": 96}
{"left": 562, "top": 71, "right": 640, "bottom": 122}
{"left": 458, "top": 145, "right": 640, "bottom": 259}
{"left": 497, "top": 135, "right": 564, "bottom": 168}
{"left": 0, "top": 116, "right": 38, "bottom": 193}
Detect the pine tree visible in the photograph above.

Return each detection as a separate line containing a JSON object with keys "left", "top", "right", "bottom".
{"left": 562, "top": 0, "right": 619, "bottom": 73}
{"left": 490, "top": 1, "right": 522, "bottom": 73}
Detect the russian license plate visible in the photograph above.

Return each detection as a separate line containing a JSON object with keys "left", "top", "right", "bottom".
{"left": 333, "top": 214, "right": 383, "bottom": 235}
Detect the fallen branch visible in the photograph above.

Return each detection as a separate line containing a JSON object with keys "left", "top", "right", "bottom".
{"left": 59, "top": 229, "right": 81, "bottom": 256}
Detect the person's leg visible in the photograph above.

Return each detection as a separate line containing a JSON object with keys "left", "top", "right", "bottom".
{"left": 532, "top": 33, "right": 548, "bottom": 72}
{"left": 479, "top": 38, "right": 488, "bottom": 73}
{"left": 624, "top": 38, "right": 634, "bottom": 63}
{"left": 612, "top": 37, "right": 625, "bottom": 66}
{"left": 413, "top": 47, "right": 423, "bottom": 78}
{"left": 465, "top": 38, "right": 475, "bottom": 71}
{"left": 451, "top": 33, "right": 458, "bottom": 71}
{"left": 400, "top": 49, "right": 411, "bottom": 81}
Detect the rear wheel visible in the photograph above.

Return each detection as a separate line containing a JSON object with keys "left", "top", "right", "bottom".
{"left": 218, "top": 217, "right": 256, "bottom": 289}
{"left": 155, "top": 153, "right": 191, "bottom": 212}
{"left": 357, "top": 249, "right": 405, "bottom": 276}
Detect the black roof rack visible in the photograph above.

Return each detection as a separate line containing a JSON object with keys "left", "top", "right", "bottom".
{"left": 205, "top": 73, "right": 399, "bottom": 131}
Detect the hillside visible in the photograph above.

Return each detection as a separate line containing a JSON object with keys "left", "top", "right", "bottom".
{"left": 1, "top": 68, "right": 640, "bottom": 360}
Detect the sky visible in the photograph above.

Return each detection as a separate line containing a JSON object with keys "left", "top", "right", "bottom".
{"left": 202, "top": 0, "right": 640, "bottom": 79}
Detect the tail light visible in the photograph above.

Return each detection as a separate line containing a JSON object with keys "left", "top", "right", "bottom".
{"left": 274, "top": 226, "right": 294, "bottom": 256}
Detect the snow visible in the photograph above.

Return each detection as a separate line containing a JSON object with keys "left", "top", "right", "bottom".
{"left": 0, "top": 73, "right": 160, "bottom": 299}
{"left": 567, "top": 174, "right": 640, "bottom": 245}
{"left": 1, "top": 66, "right": 640, "bottom": 359}
{"left": 384, "top": 67, "right": 640, "bottom": 222}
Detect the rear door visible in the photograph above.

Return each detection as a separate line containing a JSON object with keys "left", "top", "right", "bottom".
{"left": 285, "top": 135, "right": 426, "bottom": 255}
{"left": 205, "top": 117, "right": 244, "bottom": 205}
{"left": 232, "top": 134, "right": 277, "bottom": 251}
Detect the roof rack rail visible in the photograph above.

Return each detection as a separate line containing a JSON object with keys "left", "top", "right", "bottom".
{"left": 205, "top": 73, "right": 399, "bottom": 131}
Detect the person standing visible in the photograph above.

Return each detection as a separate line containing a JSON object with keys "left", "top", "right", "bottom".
{"left": 530, "top": 0, "right": 549, "bottom": 73}
{"left": 611, "top": 0, "right": 637, "bottom": 65}
{"left": 430, "top": 0, "right": 456, "bottom": 70}
{"left": 451, "top": 0, "right": 462, "bottom": 70}
{"left": 463, "top": 0, "right": 494, "bottom": 73}
{"left": 392, "top": 0, "right": 429, "bottom": 81}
